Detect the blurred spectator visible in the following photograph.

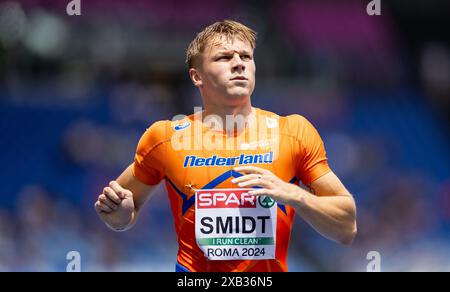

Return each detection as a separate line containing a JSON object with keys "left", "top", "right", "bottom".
{"left": 421, "top": 43, "right": 450, "bottom": 124}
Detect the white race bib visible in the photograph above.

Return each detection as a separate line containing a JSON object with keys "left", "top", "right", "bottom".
{"left": 195, "top": 188, "right": 277, "bottom": 260}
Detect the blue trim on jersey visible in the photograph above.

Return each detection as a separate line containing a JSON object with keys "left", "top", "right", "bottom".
{"left": 167, "top": 179, "right": 195, "bottom": 214}
{"left": 176, "top": 170, "right": 243, "bottom": 214}
{"left": 175, "top": 262, "right": 191, "bottom": 272}
{"left": 278, "top": 203, "right": 287, "bottom": 214}
{"left": 202, "top": 170, "right": 243, "bottom": 189}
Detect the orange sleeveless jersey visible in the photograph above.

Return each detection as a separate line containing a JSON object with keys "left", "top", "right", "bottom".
{"left": 132, "top": 108, "right": 331, "bottom": 272}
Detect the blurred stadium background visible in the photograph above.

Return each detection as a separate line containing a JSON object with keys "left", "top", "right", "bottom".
{"left": 0, "top": 0, "right": 449, "bottom": 271}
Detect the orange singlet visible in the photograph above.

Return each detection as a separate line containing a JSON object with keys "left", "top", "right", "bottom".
{"left": 133, "top": 107, "right": 330, "bottom": 272}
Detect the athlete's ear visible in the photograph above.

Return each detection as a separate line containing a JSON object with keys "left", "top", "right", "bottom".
{"left": 189, "top": 68, "right": 203, "bottom": 87}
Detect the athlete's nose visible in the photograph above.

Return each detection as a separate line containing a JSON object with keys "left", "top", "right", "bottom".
{"left": 231, "top": 53, "right": 245, "bottom": 73}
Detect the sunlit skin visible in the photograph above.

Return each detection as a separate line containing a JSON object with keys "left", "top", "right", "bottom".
{"left": 188, "top": 36, "right": 256, "bottom": 123}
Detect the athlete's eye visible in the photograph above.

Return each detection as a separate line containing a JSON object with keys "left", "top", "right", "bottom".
{"left": 216, "top": 56, "right": 231, "bottom": 61}
{"left": 241, "top": 55, "right": 252, "bottom": 61}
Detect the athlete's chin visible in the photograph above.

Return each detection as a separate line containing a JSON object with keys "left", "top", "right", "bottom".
{"left": 226, "top": 88, "right": 252, "bottom": 100}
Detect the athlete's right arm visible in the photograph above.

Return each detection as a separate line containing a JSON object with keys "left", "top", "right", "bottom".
{"left": 94, "top": 163, "right": 159, "bottom": 232}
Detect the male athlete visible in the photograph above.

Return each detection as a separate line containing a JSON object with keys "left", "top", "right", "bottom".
{"left": 94, "top": 20, "right": 357, "bottom": 272}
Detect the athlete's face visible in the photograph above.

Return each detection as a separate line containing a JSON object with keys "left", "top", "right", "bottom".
{"left": 190, "top": 36, "right": 256, "bottom": 106}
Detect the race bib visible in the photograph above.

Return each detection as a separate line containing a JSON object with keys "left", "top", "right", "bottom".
{"left": 195, "top": 188, "right": 277, "bottom": 260}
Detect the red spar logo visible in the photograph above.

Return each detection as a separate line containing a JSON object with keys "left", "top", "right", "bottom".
{"left": 197, "top": 189, "right": 256, "bottom": 208}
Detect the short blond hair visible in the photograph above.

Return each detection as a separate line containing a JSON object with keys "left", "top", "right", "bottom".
{"left": 186, "top": 20, "right": 257, "bottom": 69}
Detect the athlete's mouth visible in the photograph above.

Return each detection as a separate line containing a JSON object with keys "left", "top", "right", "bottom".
{"left": 230, "top": 76, "right": 248, "bottom": 81}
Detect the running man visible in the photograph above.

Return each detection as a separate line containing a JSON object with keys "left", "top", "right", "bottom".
{"left": 94, "top": 20, "right": 357, "bottom": 272}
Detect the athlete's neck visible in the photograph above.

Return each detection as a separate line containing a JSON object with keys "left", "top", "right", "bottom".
{"left": 201, "top": 102, "right": 254, "bottom": 134}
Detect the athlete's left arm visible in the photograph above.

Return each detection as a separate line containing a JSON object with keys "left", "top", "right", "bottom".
{"left": 299, "top": 171, "right": 357, "bottom": 245}
{"left": 233, "top": 166, "right": 357, "bottom": 245}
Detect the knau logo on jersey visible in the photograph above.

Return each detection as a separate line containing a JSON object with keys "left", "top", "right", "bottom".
{"left": 240, "top": 139, "right": 273, "bottom": 150}
{"left": 173, "top": 122, "right": 191, "bottom": 131}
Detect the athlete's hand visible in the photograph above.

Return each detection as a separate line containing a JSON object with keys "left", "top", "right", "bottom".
{"left": 232, "top": 166, "right": 303, "bottom": 206}
{"left": 94, "top": 181, "right": 135, "bottom": 230}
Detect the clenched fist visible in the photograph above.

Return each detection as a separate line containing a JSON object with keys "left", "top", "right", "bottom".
{"left": 94, "top": 181, "right": 135, "bottom": 231}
